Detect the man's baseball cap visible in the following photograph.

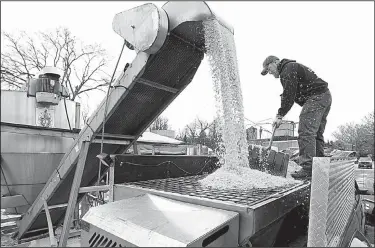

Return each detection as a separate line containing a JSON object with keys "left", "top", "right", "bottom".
{"left": 261, "top": 55, "right": 279, "bottom": 75}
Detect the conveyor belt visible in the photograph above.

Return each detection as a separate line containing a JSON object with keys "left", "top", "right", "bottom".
{"left": 17, "top": 29, "right": 205, "bottom": 239}
{"left": 125, "top": 175, "right": 303, "bottom": 207}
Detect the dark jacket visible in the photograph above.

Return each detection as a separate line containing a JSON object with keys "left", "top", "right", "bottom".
{"left": 277, "top": 59, "right": 329, "bottom": 117}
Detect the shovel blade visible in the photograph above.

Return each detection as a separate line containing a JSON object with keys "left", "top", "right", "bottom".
{"left": 248, "top": 145, "right": 290, "bottom": 177}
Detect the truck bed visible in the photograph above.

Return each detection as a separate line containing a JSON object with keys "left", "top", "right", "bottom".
{"left": 114, "top": 175, "right": 310, "bottom": 245}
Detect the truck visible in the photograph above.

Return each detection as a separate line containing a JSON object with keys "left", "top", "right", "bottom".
{"left": 11, "top": 2, "right": 373, "bottom": 247}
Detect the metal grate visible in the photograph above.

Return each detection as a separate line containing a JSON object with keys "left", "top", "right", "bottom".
{"left": 125, "top": 175, "right": 301, "bottom": 207}
{"left": 141, "top": 34, "right": 204, "bottom": 88}
{"left": 88, "top": 232, "right": 124, "bottom": 247}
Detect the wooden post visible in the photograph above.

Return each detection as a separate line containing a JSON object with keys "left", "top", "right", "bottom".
{"left": 133, "top": 142, "right": 138, "bottom": 155}
{"left": 58, "top": 141, "right": 89, "bottom": 247}
{"left": 80, "top": 195, "right": 90, "bottom": 219}
{"left": 73, "top": 203, "right": 79, "bottom": 229}
{"left": 43, "top": 199, "right": 57, "bottom": 247}
{"left": 108, "top": 161, "right": 115, "bottom": 202}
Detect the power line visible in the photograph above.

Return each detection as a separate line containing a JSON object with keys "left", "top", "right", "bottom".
{"left": 244, "top": 116, "right": 273, "bottom": 126}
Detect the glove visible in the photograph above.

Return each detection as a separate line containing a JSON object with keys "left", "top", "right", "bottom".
{"left": 272, "top": 115, "right": 283, "bottom": 128}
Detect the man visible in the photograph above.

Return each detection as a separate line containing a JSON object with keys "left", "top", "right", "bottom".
{"left": 261, "top": 55, "right": 332, "bottom": 179}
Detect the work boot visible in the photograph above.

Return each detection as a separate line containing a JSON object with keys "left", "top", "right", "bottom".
{"left": 291, "top": 170, "right": 312, "bottom": 180}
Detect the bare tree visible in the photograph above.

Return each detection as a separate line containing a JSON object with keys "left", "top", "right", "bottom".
{"left": 176, "top": 129, "right": 188, "bottom": 143}
{"left": 205, "top": 118, "right": 223, "bottom": 151}
{"left": 177, "top": 117, "right": 222, "bottom": 150}
{"left": 179, "top": 117, "right": 209, "bottom": 144}
{"left": 333, "top": 111, "right": 374, "bottom": 156}
{"left": 332, "top": 122, "right": 358, "bottom": 145}
{"left": 361, "top": 112, "right": 374, "bottom": 135}
{"left": 1, "top": 27, "right": 111, "bottom": 100}
{"left": 81, "top": 102, "right": 91, "bottom": 128}
{"left": 149, "top": 116, "right": 170, "bottom": 130}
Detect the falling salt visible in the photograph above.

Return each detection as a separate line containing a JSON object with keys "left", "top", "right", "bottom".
{"left": 203, "top": 19, "right": 248, "bottom": 171}
{"left": 200, "top": 19, "right": 299, "bottom": 190}
{"left": 250, "top": 144, "right": 269, "bottom": 172}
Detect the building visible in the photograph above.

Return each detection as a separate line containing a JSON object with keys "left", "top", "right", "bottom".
{"left": 150, "top": 129, "right": 176, "bottom": 139}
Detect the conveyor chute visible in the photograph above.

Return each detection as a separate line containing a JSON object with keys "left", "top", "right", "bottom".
{"left": 17, "top": 1, "right": 233, "bottom": 239}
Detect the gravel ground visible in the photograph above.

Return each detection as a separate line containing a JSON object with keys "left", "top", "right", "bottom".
{"left": 1, "top": 234, "right": 18, "bottom": 247}
{"left": 365, "top": 225, "right": 374, "bottom": 245}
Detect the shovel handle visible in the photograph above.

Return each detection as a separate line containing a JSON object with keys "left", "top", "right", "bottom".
{"left": 266, "top": 126, "right": 277, "bottom": 150}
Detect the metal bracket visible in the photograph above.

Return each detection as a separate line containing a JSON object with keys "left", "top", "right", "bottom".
{"left": 94, "top": 133, "right": 136, "bottom": 140}
{"left": 91, "top": 138, "right": 130, "bottom": 145}
{"left": 137, "top": 78, "right": 178, "bottom": 93}
{"left": 79, "top": 185, "right": 111, "bottom": 193}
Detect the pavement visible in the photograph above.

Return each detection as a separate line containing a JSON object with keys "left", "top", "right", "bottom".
{"left": 15, "top": 236, "right": 81, "bottom": 247}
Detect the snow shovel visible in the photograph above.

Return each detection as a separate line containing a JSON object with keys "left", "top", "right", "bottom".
{"left": 248, "top": 125, "right": 290, "bottom": 177}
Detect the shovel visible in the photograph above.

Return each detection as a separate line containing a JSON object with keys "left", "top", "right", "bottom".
{"left": 248, "top": 125, "right": 290, "bottom": 177}
{"left": 249, "top": 126, "right": 277, "bottom": 166}
{"left": 249, "top": 126, "right": 277, "bottom": 158}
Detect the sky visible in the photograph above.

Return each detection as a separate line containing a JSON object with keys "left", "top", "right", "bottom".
{"left": 1, "top": 1, "right": 374, "bottom": 141}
